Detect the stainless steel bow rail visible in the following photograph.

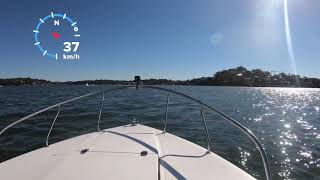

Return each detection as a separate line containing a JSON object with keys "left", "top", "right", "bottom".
{"left": 0, "top": 84, "right": 272, "bottom": 180}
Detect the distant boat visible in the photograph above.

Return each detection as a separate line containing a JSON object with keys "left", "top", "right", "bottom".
{"left": 0, "top": 85, "right": 3, "bottom": 87}
{"left": 85, "top": 83, "right": 94, "bottom": 86}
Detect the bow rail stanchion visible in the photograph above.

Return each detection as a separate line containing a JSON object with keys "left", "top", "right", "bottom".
{"left": 200, "top": 106, "right": 211, "bottom": 152}
{"left": 46, "top": 105, "right": 61, "bottom": 147}
{"left": 97, "top": 91, "right": 105, "bottom": 132}
{"left": 0, "top": 76, "right": 272, "bottom": 180}
{"left": 164, "top": 93, "right": 170, "bottom": 132}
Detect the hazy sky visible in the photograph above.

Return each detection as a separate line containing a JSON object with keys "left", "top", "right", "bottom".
{"left": 0, "top": 0, "right": 319, "bottom": 81}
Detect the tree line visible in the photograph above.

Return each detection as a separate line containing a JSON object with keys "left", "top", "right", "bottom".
{"left": 1, "top": 67, "right": 320, "bottom": 88}
{"left": 188, "top": 66, "right": 320, "bottom": 88}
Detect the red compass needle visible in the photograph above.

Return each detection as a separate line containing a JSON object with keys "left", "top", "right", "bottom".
{"left": 52, "top": 32, "right": 60, "bottom": 39}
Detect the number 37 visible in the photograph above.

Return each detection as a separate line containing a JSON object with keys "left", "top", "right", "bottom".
{"left": 63, "top": 42, "right": 79, "bottom": 52}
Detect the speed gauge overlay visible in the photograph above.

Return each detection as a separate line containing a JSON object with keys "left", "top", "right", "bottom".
{"left": 33, "top": 12, "right": 80, "bottom": 60}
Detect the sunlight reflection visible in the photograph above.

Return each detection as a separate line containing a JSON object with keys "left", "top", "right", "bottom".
{"left": 251, "top": 87, "right": 320, "bottom": 179}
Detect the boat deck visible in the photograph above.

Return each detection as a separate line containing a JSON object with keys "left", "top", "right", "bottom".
{"left": 0, "top": 124, "right": 255, "bottom": 180}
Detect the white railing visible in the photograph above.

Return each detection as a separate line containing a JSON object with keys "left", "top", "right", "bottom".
{"left": 0, "top": 84, "right": 272, "bottom": 180}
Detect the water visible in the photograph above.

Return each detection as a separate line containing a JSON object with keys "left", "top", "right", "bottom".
{"left": 0, "top": 85, "right": 319, "bottom": 179}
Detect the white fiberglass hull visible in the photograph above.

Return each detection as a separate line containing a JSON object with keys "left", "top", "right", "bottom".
{"left": 0, "top": 124, "right": 255, "bottom": 180}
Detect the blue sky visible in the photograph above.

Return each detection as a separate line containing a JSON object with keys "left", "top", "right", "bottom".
{"left": 0, "top": 0, "right": 319, "bottom": 81}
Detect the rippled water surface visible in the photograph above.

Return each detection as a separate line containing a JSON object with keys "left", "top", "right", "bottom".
{"left": 0, "top": 85, "right": 319, "bottom": 179}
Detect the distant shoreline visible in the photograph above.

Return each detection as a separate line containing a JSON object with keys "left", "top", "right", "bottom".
{"left": 1, "top": 84, "right": 318, "bottom": 89}
{"left": 1, "top": 66, "right": 320, "bottom": 88}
